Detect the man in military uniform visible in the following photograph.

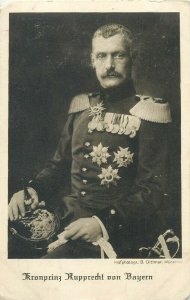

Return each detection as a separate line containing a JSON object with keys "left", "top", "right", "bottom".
{"left": 8, "top": 24, "right": 172, "bottom": 258}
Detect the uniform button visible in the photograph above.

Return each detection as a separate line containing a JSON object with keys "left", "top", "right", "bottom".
{"left": 84, "top": 154, "right": 89, "bottom": 159}
{"left": 110, "top": 209, "right": 116, "bottom": 215}
{"left": 82, "top": 167, "right": 87, "bottom": 172}
{"left": 82, "top": 179, "right": 88, "bottom": 184}
{"left": 119, "top": 224, "right": 123, "bottom": 229}
{"left": 81, "top": 191, "right": 86, "bottom": 196}
{"left": 85, "top": 142, "right": 90, "bottom": 147}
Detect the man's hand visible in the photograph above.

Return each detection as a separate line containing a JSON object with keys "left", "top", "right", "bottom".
{"left": 8, "top": 188, "right": 39, "bottom": 221}
{"left": 64, "top": 218, "right": 102, "bottom": 243}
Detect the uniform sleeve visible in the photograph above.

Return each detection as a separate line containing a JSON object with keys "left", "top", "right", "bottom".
{"left": 29, "top": 113, "right": 75, "bottom": 200}
{"left": 96, "top": 120, "right": 172, "bottom": 242}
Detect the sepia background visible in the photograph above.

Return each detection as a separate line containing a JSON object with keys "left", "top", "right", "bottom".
{"left": 9, "top": 13, "right": 181, "bottom": 236}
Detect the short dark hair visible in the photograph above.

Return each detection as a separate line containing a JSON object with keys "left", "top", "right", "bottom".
{"left": 93, "top": 24, "right": 133, "bottom": 47}
{"left": 92, "top": 24, "right": 136, "bottom": 59}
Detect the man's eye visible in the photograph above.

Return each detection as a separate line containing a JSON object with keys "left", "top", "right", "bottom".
{"left": 114, "top": 53, "right": 126, "bottom": 59}
{"left": 96, "top": 53, "right": 106, "bottom": 59}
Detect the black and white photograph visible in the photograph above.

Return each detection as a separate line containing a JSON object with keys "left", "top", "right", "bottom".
{"left": 8, "top": 12, "right": 181, "bottom": 259}
{"left": 1, "top": 1, "right": 190, "bottom": 299}
{"left": 9, "top": 13, "right": 182, "bottom": 259}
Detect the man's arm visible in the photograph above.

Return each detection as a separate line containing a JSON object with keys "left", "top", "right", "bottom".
{"left": 29, "top": 113, "right": 75, "bottom": 200}
{"left": 8, "top": 113, "right": 74, "bottom": 220}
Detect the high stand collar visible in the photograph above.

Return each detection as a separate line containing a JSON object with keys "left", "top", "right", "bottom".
{"left": 99, "top": 80, "right": 136, "bottom": 102}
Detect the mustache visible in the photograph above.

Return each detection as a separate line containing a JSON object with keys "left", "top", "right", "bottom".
{"left": 101, "top": 70, "right": 122, "bottom": 79}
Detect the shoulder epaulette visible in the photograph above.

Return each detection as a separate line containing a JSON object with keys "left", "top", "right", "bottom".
{"left": 68, "top": 94, "right": 90, "bottom": 114}
{"left": 129, "top": 95, "right": 172, "bottom": 123}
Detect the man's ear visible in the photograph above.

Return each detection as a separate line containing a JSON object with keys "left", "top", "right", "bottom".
{"left": 91, "top": 53, "right": 95, "bottom": 69}
{"left": 130, "top": 48, "right": 138, "bottom": 63}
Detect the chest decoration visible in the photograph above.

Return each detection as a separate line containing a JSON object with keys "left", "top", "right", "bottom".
{"left": 88, "top": 142, "right": 134, "bottom": 187}
{"left": 113, "top": 146, "right": 134, "bottom": 167}
{"left": 88, "top": 102, "right": 141, "bottom": 137}
{"left": 89, "top": 143, "right": 111, "bottom": 166}
{"left": 98, "top": 166, "right": 121, "bottom": 188}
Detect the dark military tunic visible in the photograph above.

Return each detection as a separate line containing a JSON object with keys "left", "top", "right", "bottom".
{"left": 30, "top": 81, "right": 172, "bottom": 258}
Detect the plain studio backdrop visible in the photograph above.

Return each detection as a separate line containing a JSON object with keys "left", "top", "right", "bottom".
{"left": 9, "top": 13, "right": 181, "bottom": 237}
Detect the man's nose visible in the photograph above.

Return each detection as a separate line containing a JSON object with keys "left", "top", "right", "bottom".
{"left": 105, "top": 55, "right": 115, "bottom": 70}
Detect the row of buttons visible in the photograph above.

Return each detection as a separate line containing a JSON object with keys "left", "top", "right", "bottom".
{"left": 82, "top": 141, "right": 123, "bottom": 229}
{"left": 110, "top": 209, "right": 123, "bottom": 229}
{"left": 80, "top": 141, "right": 91, "bottom": 196}
{"left": 81, "top": 168, "right": 88, "bottom": 195}
{"left": 83, "top": 141, "right": 91, "bottom": 168}
{"left": 81, "top": 165, "right": 87, "bottom": 196}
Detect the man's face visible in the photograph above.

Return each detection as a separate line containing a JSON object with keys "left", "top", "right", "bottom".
{"left": 91, "top": 34, "right": 132, "bottom": 89}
